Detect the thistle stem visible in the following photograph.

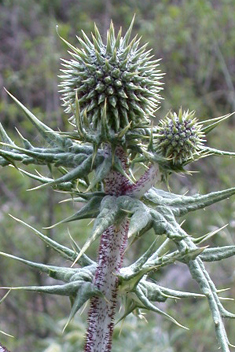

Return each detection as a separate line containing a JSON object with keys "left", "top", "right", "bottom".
{"left": 84, "top": 146, "right": 129, "bottom": 352}
{"left": 84, "top": 147, "right": 160, "bottom": 352}
{"left": 125, "top": 162, "right": 160, "bottom": 198}
{"left": 84, "top": 220, "right": 128, "bottom": 352}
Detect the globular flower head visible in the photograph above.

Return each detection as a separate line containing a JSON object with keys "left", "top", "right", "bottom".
{"left": 154, "top": 109, "right": 205, "bottom": 167}
{"left": 59, "top": 17, "right": 164, "bottom": 145}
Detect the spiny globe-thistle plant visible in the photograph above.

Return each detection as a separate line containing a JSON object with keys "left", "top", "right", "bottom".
{"left": 1, "top": 17, "right": 235, "bottom": 352}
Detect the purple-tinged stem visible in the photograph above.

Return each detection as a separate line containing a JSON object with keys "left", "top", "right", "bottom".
{"left": 84, "top": 148, "right": 160, "bottom": 352}
{"left": 84, "top": 146, "right": 129, "bottom": 352}
{"left": 84, "top": 220, "right": 129, "bottom": 352}
{"left": 125, "top": 163, "right": 160, "bottom": 198}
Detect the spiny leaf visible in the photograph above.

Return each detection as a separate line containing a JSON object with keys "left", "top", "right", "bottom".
{"left": 86, "top": 155, "right": 112, "bottom": 192}
{"left": 63, "top": 282, "right": 102, "bottom": 331}
{"left": 0, "top": 146, "right": 27, "bottom": 162}
{"left": 8, "top": 214, "right": 94, "bottom": 266}
{"left": 185, "top": 244, "right": 232, "bottom": 352}
{"left": 0, "top": 250, "right": 60, "bottom": 274}
{"left": 153, "top": 283, "right": 204, "bottom": 299}
{"left": 72, "top": 196, "right": 125, "bottom": 265}
{"left": 0, "top": 142, "right": 57, "bottom": 163}
{"left": 202, "top": 112, "right": 235, "bottom": 134}
{"left": 138, "top": 281, "right": 169, "bottom": 302}
{"left": 129, "top": 240, "right": 158, "bottom": 269}
{"left": 5, "top": 89, "right": 65, "bottom": 147}
{"left": 115, "top": 298, "right": 139, "bottom": 325}
{"left": 45, "top": 195, "right": 103, "bottom": 228}
{"left": 18, "top": 168, "right": 54, "bottom": 184}
{"left": 202, "top": 145, "right": 235, "bottom": 157}
{"left": 135, "top": 285, "right": 188, "bottom": 329}
{"left": 150, "top": 208, "right": 185, "bottom": 240}
{"left": 193, "top": 224, "right": 228, "bottom": 244}
{"left": 171, "top": 187, "right": 235, "bottom": 216}
{"left": 1, "top": 281, "right": 82, "bottom": 296}
{"left": 0, "top": 123, "right": 17, "bottom": 147}
{"left": 29, "top": 154, "right": 93, "bottom": 191}
{"left": 0, "top": 250, "right": 94, "bottom": 283}
{"left": 119, "top": 266, "right": 154, "bottom": 293}
{"left": 62, "top": 191, "right": 106, "bottom": 202}
{"left": 146, "top": 187, "right": 235, "bottom": 217}
{"left": 119, "top": 246, "right": 204, "bottom": 289}
{"left": 143, "top": 247, "right": 205, "bottom": 272}
{"left": 200, "top": 245, "right": 235, "bottom": 262}
{"left": 15, "top": 127, "right": 34, "bottom": 150}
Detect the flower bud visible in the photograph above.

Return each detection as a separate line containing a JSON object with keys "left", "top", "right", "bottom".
{"left": 154, "top": 109, "right": 205, "bottom": 166}
{"left": 59, "top": 18, "right": 163, "bottom": 145}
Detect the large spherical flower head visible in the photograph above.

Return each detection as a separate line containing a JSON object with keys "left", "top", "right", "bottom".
{"left": 59, "top": 17, "right": 164, "bottom": 144}
{"left": 154, "top": 109, "right": 206, "bottom": 167}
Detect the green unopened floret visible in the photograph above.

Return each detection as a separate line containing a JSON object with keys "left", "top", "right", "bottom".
{"left": 154, "top": 109, "right": 205, "bottom": 165}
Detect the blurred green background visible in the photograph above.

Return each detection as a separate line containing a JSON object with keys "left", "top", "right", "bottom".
{"left": 1, "top": 0, "right": 235, "bottom": 351}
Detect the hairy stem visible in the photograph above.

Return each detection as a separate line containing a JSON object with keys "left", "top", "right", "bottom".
{"left": 84, "top": 146, "right": 129, "bottom": 352}
{"left": 85, "top": 220, "right": 128, "bottom": 352}
{"left": 84, "top": 148, "right": 160, "bottom": 352}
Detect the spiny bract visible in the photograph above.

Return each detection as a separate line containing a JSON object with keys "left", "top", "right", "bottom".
{"left": 154, "top": 109, "right": 205, "bottom": 165}
{"left": 59, "top": 17, "right": 164, "bottom": 144}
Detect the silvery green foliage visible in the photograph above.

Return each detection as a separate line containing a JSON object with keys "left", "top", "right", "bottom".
{"left": 1, "top": 18, "right": 235, "bottom": 352}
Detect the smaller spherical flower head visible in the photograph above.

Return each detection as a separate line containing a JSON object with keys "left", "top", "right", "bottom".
{"left": 59, "top": 17, "right": 164, "bottom": 145}
{"left": 154, "top": 109, "right": 206, "bottom": 167}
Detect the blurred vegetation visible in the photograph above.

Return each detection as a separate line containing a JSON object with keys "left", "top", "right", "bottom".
{"left": 1, "top": 0, "right": 235, "bottom": 351}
